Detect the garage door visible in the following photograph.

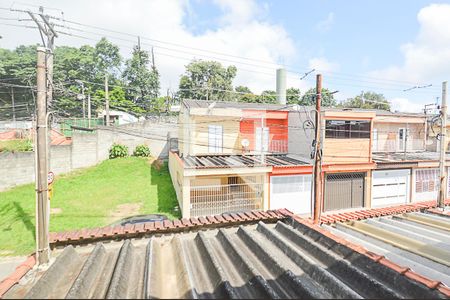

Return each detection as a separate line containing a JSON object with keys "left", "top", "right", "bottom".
{"left": 372, "top": 169, "right": 410, "bottom": 207}
{"left": 270, "top": 175, "right": 312, "bottom": 214}
{"left": 324, "top": 173, "right": 365, "bottom": 212}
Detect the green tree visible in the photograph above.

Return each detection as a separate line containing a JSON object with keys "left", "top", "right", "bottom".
{"left": 258, "top": 90, "right": 277, "bottom": 104}
{"left": 301, "top": 87, "right": 337, "bottom": 107}
{"left": 287, "top": 87, "right": 301, "bottom": 105}
{"left": 178, "top": 60, "right": 237, "bottom": 101}
{"left": 94, "top": 37, "right": 121, "bottom": 76}
{"left": 123, "top": 45, "right": 160, "bottom": 112}
{"left": 340, "top": 91, "right": 390, "bottom": 111}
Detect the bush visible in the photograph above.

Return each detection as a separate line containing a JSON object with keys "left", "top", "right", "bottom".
{"left": 109, "top": 143, "right": 128, "bottom": 159}
{"left": 133, "top": 144, "right": 151, "bottom": 157}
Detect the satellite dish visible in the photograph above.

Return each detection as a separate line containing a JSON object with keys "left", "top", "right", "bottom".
{"left": 241, "top": 139, "right": 250, "bottom": 148}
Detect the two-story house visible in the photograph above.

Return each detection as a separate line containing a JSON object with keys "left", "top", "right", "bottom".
{"left": 169, "top": 100, "right": 312, "bottom": 218}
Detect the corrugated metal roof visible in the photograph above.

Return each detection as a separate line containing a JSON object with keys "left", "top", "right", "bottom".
{"left": 372, "top": 151, "right": 450, "bottom": 163}
{"left": 183, "top": 99, "right": 294, "bottom": 111}
{"left": 324, "top": 211, "right": 450, "bottom": 288}
{"left": 183, "top": 154, "right": 310, "bottom": 169}
{"left": 4, "top": 216, "right": 447, "bottom": 299}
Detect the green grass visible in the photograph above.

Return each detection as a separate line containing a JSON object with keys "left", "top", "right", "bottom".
{"left": 0, "top": 139, "right": 33, "bottom": 152}
{"left": 0, "top": 157, "right": 180, "bottom": 256}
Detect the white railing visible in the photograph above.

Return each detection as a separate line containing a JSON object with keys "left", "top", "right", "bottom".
{"left": 190, "top": 182, "right": 264, "bottom": 217}
{"left": 269, "top": 139, "right": 288, "bottom": 153}
{"left": 372, "top": 138, "right": 425, "bottom": 152}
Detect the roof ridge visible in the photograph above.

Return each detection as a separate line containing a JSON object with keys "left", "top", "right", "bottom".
{"left": 49, "top": 209, "right": 293, "bottom": 247}
{"left": 319, "top": 200, "right": 449, "bottom": 224}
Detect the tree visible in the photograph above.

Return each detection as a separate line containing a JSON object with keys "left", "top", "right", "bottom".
{"left": 258, "top": 90, "right": 277, "bottom": 104}
{"left": 178, "top": 60, "right": 237, "bottom": 101}
{"left": 94, "top": 37, "right": 121, "bottom": 76}
{"left": 123, "top": 45, "right": 160, "bottom": 112}
{"left": 340, "top": 91, "right": 390, "bottom": 111}
{"left": 300, "top": 87, "right": 337, "bottom": 107}
{"left": 286, "top": 87, "right": 301, "bottom": 105}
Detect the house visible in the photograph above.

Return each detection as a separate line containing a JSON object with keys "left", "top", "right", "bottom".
{"left": 289, "top": 107, "right": 450, "bottom": 213}
{"left": 170, "top": 99, "right": 312, "bottom": 218}
{"left": 171, "top": 100, "right": 450, "bottom": 218}
{"left": 1, "top": 206, "right": 448, "bottom": 299}
{"left": 97, "top": 109, "right": 141, "bottom": 125}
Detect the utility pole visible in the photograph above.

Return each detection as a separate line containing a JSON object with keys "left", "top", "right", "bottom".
{"left": 35, "top": 47, "right": 49, "bottom": 265}
{"left": 313, "top": 74, "right": 323, "bottom": 224}
{"left": 10, "top": 87, "right": 15, "bottom": 124}
{"left": 105, "top": 74, "right": 110, "bottom": 126}
{"left": 26, "top": 7, "right": 57, "bottom": 108}
{"left": 438, "top": 81, "right": 448, "bottom": 209}
{"left": 87, "top": 94, "right": 91, "bottom": 128}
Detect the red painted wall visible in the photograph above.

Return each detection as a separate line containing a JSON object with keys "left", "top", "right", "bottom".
{"left": 240, "top": 110, "right": 288, "bottom": 152}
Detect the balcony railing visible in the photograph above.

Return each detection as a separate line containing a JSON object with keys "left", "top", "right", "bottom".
{"left": 190, "top": 182, "right": 264, "bottom": 217}
{"left": 372, "top": 138, "right": 425, "bottom": 153}
{"left": 269, "top": 139, "right": 288, "bottom": 153}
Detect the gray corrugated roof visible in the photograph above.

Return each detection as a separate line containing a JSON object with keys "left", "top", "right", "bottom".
{"left": 325, "top": 211, "right": 450, "bottom": 287}
{"left": 4, "top": 217, "right": 446, "bottom": 299}
{"left": 372, "top": 151, "right": 449, "bottom": 163}
{"left": 183, "top": 154, "right": 310, "bottom": 169}
{"left": 182, "top": 99, "right": 294, "bottom": 111}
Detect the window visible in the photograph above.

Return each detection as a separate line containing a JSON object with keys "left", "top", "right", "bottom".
{"left": 255, "top": 127, "right": 269, "bottom": 152}
{"left": 372, "top": 128, "right": 378, "bottom": 151}
{"left": 208, "top": 125, "right": 223, "bottom": 153}
{"left": 325, "top": 120, "right": 370, "bottom": 139}
{"left": 415, "top": 169, "right": 439, "bottom": 193}
{"left": 398, "top": 128, "right": 408, "bottom": 151}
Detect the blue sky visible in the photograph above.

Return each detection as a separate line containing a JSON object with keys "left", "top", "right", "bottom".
{"left": 0, "top": 0, "right": 449, "bottom": 112}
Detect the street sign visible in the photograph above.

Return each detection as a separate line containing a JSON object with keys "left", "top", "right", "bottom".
{"left": 47, "top": 171, "right": 54, "bottom": 185}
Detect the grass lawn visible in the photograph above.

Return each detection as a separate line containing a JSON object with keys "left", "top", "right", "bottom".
{"left": 0, "top": 139, "right": 33, "bottom": 152}
{"left": 0, "top": 157, "right": 180, "bottom": 256}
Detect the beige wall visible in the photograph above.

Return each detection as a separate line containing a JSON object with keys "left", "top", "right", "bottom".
{"left": 168, "top": 151, "right": 184, "bottom": 209}
{"left": 373, "top": 122, "right": 426, "bottom": 152}
{"left": 189, "top": 115, "right": 241, "bottom": 155}
{"left": 322, "top": 138, "right": 371, "bottom": 163}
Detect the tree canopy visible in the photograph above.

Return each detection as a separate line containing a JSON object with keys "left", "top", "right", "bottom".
{"left": 340, "top": 91, "right": 391, "bottom": 111}
{"left": 178, "top": 60, "right": 237, "bottom": 101}
{"left": 300, "top": 87, "right": 337, "bottom": 107}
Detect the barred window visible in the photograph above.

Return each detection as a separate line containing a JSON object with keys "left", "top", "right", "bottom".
{"left": 325, "top": 120, "right": 370, "bottom": 139}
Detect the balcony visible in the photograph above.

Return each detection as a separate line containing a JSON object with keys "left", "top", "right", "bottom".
{"left": 190, "top": 177, "right": 264, "bottom": 217}
{"left": 372, "top": 138, "right": 425, "bottom": 153}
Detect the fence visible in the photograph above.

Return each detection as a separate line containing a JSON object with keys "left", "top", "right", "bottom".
{"left": 372, "top": 138, "right": 425, "bottom": 152}
{"left": 190, "top": 182, "right": 264, "bottom": 216}
{"left": 59, "top": 118, "right": 107, "bottom": 137}
{"left": 269, "top": 139, "right": 288, "bottom": 153}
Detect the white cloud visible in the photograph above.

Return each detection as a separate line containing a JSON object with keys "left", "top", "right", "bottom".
{"left": 370, "top": 4, "right": 450, "bottom": 83}
{"left": 390, "top": 97, "right": 424, "bottom": 113}
{"left": 0, "top": 0, "right": 296, "bottom": 94}
{"left": 316, "top": 12, "right": 334, "bottom": 33}
{"left": 308, "top": 57, "right": 340, "bottom": 73}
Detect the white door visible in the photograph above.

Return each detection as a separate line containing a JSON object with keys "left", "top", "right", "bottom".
{"left": 372, "top": 169, "right": 410, "bottom": 207}
{"left": 255, "top": 127, "right": 269, "bottom": 152}
{"left": 372, "top": 128, "right": 378, "bottom": 152}
{"left": 270, "top": 175, "right": 312, "bottom": 214}
{"left": 398, "top": 128, "right": 406, "bottom": 151}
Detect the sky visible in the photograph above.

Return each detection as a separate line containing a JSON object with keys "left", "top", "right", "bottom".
{"left": 0, "top": 0, "right": 449, "bottom": 112}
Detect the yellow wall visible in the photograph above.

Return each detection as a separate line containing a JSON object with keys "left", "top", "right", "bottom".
{"left": 190, "top": 115, "right": 242, "bottom": 155}
{"left": 168, "top": 151, "right": 184, "bottom": 209}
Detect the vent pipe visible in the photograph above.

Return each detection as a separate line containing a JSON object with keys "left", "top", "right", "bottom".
{"left": 276, "top": 68, "right": 286, "bottom": 105}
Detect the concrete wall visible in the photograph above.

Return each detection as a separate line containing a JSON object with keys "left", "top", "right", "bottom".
{"left": 0, "top": 119, "right": 178, "bottom": 191}
{"left": 288, "top": 110, "right": 315, "bottom": 159}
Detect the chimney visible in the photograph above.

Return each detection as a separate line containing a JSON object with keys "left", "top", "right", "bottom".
{"left": 276, "top": 68, "right": 286, "bottom": 105}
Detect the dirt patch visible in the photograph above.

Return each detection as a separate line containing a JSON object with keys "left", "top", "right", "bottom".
{"left": 108, "top": 203, "right": 142, "bottom": 224}
{"left": 50, "top": 208, "right": 62, "bottom": 214}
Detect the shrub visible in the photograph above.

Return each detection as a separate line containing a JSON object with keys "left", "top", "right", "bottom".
{"left": 133, "top": 144, "right": 151, "bottom": 157}
{"left": 109, "top": 143, "right": 128, "bottom": 159}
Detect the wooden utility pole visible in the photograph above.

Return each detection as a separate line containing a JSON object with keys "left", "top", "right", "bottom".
{"left": 438, "top": 81, "right": 448, "bottom": 209}
{"left": 87, "top": 94, "right": 91, "bottom": 128}
{"left": 313, "top": 74, "right": 323, "bottom": 224}
{"left": 105, "top": 74, "right": 110, "bottom": 126}
{"left": 36, "top": 47, "right": 49, "bottom": 264}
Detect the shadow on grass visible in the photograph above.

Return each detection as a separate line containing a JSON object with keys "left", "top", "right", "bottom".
{"left": 151, "top": 159, "right": 181, "bottom": 218}
{"left": 0, "top": 202, "right": 35, "bottom": 238}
